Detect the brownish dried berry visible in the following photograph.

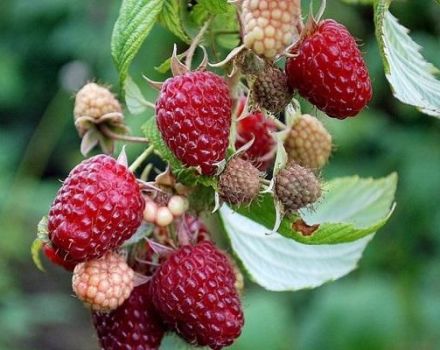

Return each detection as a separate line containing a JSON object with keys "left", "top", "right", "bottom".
{"left": 252, "top": 65, "right": 293, "bottom": 114}
{"left": 219, "top": 158, "right": 261, "bottom": 205}
{"left": 284, "top": 114, "right": 332, "bottom": 170}
{"left": 275, "top": 162, "right": 321, "bottom": 213}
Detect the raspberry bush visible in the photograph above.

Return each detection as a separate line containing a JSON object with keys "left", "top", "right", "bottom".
{"left": 32, "top": 0, "right": 440, "bottom": 348}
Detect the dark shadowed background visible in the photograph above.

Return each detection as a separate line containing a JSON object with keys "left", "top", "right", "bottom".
{"left": 1, "top": 0, "right": 440, "bottom": 349}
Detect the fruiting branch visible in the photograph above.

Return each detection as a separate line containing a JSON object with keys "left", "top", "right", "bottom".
{"left": 98, "top": 124, "right": 149, "bottom": 144}
{"left": 129, "top": 145, "right": 154, "bottom": 173}
{"left": 185, "top": 18, "right": 212, "bottom": 69}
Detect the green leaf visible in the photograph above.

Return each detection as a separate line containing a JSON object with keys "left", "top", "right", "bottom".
{"left": 190, "top": 0, "right": 232, "bottom": 25}
{"left": 142, "top": 118, "right": 217, "bottom": 187}
{"left": 234, "top": 173, "right": 397, "bottom": 245}
{"left": 220, "top": 205, "right": 376, "bottom": 291}
{"left": 37, "top": 216, "right": 49, "bottom": 241}
{"left": 158, "top": 0, "right": 191, "bottom": 43}
{"left": 374, "top": 1, "right": 440, "bottom": 117}
{"left": 124, "top": 76, "right": 151, "bottom": 115}
{"left": 31, "top": 239, "right": 45, "bottom": 272}
{"left": 112, "top": 0, "right": 166, "bottom": 85}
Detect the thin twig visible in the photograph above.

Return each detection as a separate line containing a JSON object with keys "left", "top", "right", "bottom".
{"left": 185, "top": 18, "right": 213, "bottom": 69}
{"left": 99, "top": 125, "right": 149, "bottom": 144}
{"left": 129, "top": 145, "right": 154, "bottom": 173}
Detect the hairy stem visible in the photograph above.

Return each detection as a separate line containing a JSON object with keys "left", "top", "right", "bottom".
{"left": 99, "top": 125, "right": 149, "bottom": 144}
{"left": 185, "top": 18, "right": 212, "bottom": 69}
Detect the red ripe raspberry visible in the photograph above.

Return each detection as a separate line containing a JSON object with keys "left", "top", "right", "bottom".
{"left": 42, "top": 244, "right": 77, "bottom": 271}
{"left": 156, "top": 71, "right": 232, "bottom": 175}
{"left": 48, "top": 155, "right": 144, "bottom": 262}
{"left": 286, "top": 19, "right": 372, "bottom": 119}
{"left": 236, "top": 111, "right": 276, "bottom": 171}
{"left": 150, "top": 241, "right": 244, "bottom": 349}
{"left": 92, "top": 282, "right": 165, "bottom": 350}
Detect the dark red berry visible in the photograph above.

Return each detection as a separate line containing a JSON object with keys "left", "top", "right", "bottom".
{"left": 236, "top": 111, "right": 276, "bottom": 171}
{"left": 42, "top": 244, "right": 77, "bottom": 271}
{"left": 92, "top": 282, "right": 165, "bottom": 350}
{"left": 286, "top": 19, "right": 372, "bottom": 119}
{"left": 48, "top": 155, "right": 144, "bottom": 262}
{"left": 150, "top": 241, "right": 244, "bottom": 349}
{"left": 156, "top": 71, "right": 232, "bottom": 175}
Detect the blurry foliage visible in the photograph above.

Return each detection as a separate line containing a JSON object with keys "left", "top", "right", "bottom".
{"left": 0, "top": 0, "right": 439, "bottom": 349}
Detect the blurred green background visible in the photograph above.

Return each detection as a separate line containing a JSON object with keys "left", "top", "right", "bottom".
{"left": 1, "top": 0, "right": 440, "bottom": 349}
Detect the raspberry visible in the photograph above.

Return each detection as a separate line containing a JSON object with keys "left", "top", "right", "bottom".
{"left": 48, "top": 155, "right": 144, "bottom": 262}
{"left": 72, "top": 252, "right": 134, "bottom": 311}
{"left": 284, "top": 114, "right": 332, "bottom": 169}
{"left": 42, "top": 244, "right": 77, "bottom": 271}
{"left": 252, "top": 65, "right": 293, "bottom": 114}
{"left": 236, "top": 111, "right": 276, "bottom": 171}
{"left": 156, "top": 71, "right": 232, "bottom": 175}
{"left": 219, "top": 157, "right": 261, "bottom": 205}
{"left": 275, "top": 162, "right": 321, "bottom": 213}
{"left": 92, "top": 282, "right": 165, "bottom": 350}
{"left": 150, "top": 241, "right": 244, "bottom": 349}
{"left": 242, "top": 0, "right": 301, "bottom": 59}
{"left": 74, "top": 82, "right": 123, "bottom": 136}
{"left": 286, "top": 19, "right": 372, "bottom": 119}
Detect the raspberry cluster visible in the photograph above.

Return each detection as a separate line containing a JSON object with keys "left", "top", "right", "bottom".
{"left": 34, "top": 1, "right": 378, "bottom": 349}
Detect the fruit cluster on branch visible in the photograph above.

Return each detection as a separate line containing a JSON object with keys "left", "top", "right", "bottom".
{"left": 34, "top": 0, "right": 374, "bottom": 349}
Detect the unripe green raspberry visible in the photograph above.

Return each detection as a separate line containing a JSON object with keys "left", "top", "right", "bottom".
{"left": 219, "top": 157, "right": 261, "bottom": 205}
{"left": 72, "top": 252, "right": 134, "bottom": 312}
{"left": 241, "top": 0, "right": 301, "bottom": 59}
{"left": 284, "top": 114, "right": 332, "bottom": 170}
{"left": 275, "top": 162, "right": 321, "bottom": 213}
{"left": 74, "top": 82, "right": 122, "bottom": 136}
{"left": 252, "top": 65, "right": 293, "bottom": 114}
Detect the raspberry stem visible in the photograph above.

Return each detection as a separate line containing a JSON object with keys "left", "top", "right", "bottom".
{"left": 129, "top": 145, "right": 154, "bottom": 173}
{"left": 185, "top": 18, "right": 212, "bottom": 69}
{"left": 98, "top": 124, "right": 149, "bottom": 144}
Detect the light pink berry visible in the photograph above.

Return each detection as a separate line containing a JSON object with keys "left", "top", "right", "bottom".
{"left": 72, "top": 252, "right": 134, "bottom": 312}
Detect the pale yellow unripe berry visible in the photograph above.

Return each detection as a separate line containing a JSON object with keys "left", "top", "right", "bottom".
{"left": 72, "top": 252, "right": 134, "bottom": 312}
{"left": 242, "top": 0, "right": 301, "bottom": 59}
{"left": 143, "top": 200, "right": 158, "bottom": 223}
{"left": 74, "top": 83, "right": 121, "bottom": 120}
{"left": 284, "top": 114, "right": 332, "bottom": 170}
{"left": 156, "top": 207, "right": 174, "bottom": 227}
{"left": 167, "top": 195, "right": 188, "bottom": 217}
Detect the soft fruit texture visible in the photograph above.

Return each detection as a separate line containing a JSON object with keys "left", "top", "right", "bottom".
{"left": 236, "top": 111, "right": 276, "bottom": 171}
{"left": 219, "top": 157, "right": 261, "bottom": 205}
{"left": 74, "top": 83, "right": 122, "bottom": 135}
{"left": 284, "top": 114, "right": 332, "bottom": 169}
{"left": 92, "top": 282, "right": 165, "bottom": 350}
{"left": 242, "top": 0, "right": 301, "bottom": 59}
{"left": 72, "top": 252, "right": 134, "bottom": 311}
{"left": 286, "top": 19, "right": 372, "bottom": 119}
{"left": 150, "top": 241, "right": 244, "bottom": 349}
{"left": 252, "top": 65, "right": 293, "bottom": 114}
{"left": 48, "top": 155, "right": 144, "bottom": 262}
{"left": 43, "top": 244, "right": 77, "bottom": 271}
{"left": 156, "top": 71, "right": 232, "bottom": 175}
{"left": 275, "top": 162, "right": 321, "bottom": 213}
